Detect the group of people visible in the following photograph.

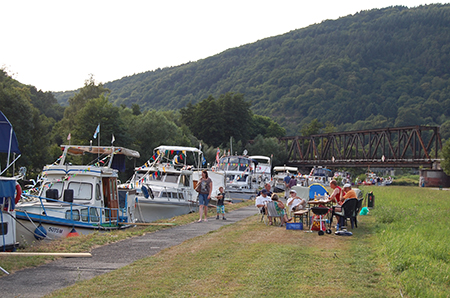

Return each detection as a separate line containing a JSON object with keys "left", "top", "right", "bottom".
{"left": 256, "top": 179, "right": 357, "bottom": 230}
{"left": 196, "top": 169, "right": 357, "bottom": 230}
{"left": 255, "top": 182, "right": 307, "bottom": 226}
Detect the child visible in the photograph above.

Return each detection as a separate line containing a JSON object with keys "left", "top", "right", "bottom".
{"left": 215, "top": 186, "right": 226, "bottom": 220}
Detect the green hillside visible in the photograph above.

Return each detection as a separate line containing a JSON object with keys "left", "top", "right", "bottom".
{"left": 53, "top": 4, "right": 449, "bottom": 136}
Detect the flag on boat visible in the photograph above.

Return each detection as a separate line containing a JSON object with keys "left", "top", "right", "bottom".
{"left": 67, "top": 133, "right": 71, "bottom": 140}
{"left": 93, "top": 124, "right": 100, "bottom": 139}
{"left": 216, "top": 148, "right": 220, "bottom": 164}
{"left": 202, "top": 155, "right": 206, "bottom": 165}
{"left": 111, "top": 134, "right": 115, "bottom": 145}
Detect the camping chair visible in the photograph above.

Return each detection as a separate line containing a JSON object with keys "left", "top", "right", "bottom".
{"left": 265, "top": 201, "right": 283, "bottom": 226}
{"left": 258, "top": 206, "right": 266, "bottom": 223}
{"left": 332, "top": 198, "right": 358, "bottom": 229}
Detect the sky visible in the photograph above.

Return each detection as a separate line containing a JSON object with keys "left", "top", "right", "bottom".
{"left": 1, "top": 0, "right": 444, "bottom": 92}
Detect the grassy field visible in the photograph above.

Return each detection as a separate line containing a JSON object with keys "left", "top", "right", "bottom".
{"left": 3, "top": 186, "right": 450, "bottom": 297}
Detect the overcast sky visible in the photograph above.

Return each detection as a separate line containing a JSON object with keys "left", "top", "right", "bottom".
{"left": 1, "top": 1, "right": 444, "bottom": 92}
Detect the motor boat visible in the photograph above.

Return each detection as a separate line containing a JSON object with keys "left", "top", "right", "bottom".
{"left": 120, "top": 145, "right": 224, "bottom": 222}
{"left": 16, "top": 145, "right": 139, "bottom": 246}
{"left": 272, "top": 166, "right": 298, "bottom": 192}
{"left": 0, "top": 111, "right": 21, "bottom": 251}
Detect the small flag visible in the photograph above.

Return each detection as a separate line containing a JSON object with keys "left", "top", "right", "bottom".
{"left": 111, "top": 134, "right": 115, "bottom": 145}
{"left": 93, "top": 124, "right": 100, "bottom": 139}
{"left": 67, "top": 133, "right": 71, "bottom": 140}
{"left": 202, "top": 155, "right": 206, "bottom": 165}
{"left": 216, "top": 148, "right": 220, "bottom": 164}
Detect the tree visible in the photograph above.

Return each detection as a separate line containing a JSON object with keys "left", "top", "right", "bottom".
{"left": 441, "top": 140, "right": 450, "bottom": 176}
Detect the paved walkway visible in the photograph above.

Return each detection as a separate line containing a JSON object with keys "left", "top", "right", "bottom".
{"left": 0, "top": 206, "right": 257, "bottom": 298}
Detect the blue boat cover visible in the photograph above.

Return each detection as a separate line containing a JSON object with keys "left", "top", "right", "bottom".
{"left": 309, "top": 183, "right": 329, "bottom": 199}
{"left": 0, "top": 111, "right": 21, "bottom": 154}
{"left": 0, "top": 179, "right": 16, "bottom": 209}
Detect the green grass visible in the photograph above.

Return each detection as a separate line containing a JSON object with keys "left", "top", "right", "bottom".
{"left": 368, "top": 186, "right": 450, "bottom": 297}
{"left": 0, "top": 201, "right": 253, "bottom": 275}
{"left": 3, "top": 187, "right": 450, "bottom": 297}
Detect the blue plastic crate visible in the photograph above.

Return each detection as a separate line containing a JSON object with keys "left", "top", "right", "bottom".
{"left": 286, "top": 222, "right": 303, "bottom": 230}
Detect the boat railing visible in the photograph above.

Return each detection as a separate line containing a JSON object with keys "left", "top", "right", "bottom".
{"left": 23, "top": 194, "right": 131, "bottom": 227}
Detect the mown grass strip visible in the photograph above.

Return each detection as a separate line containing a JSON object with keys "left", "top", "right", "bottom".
{"left": 0, "top": 201, "right": 253, "bottom": 276}
{"left": 48, "top": 208, "right": 398, "bottom": 297}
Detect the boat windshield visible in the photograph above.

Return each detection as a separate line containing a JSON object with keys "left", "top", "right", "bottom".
{"left": 68, "top": 182, "right": 93, "bottom": 200}
{"left": 219, "top": 157, "right": 251, "bottom": 172}
{"left": 41, "top": 181, "right": 64, "bottom": 199}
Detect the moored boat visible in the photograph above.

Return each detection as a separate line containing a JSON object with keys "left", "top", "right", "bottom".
{"left": 120, "top": 145, "right": 222, "bottom": 222}
{"left": 16, "top": 145, "right": 139, "bottom": 246}
{"left": 215, "top": 154, "right": 260, "bottom": 201}
{"left": 0, "top": 111, "right": 21, "bottom": 251}
{"left": 272, "top": 166, "right": 298, "bottom": 192}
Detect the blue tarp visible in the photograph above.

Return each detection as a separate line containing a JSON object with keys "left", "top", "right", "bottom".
{"left": 0, "top": 111, "right": 21, "bottom": 154}
{"left": 0, "top": 179, "right": 16, "bottom": 209}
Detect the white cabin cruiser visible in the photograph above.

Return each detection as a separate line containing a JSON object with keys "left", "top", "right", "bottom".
{"left": 121, "top": 145, "right": 221, "bottom": 222}
{"left": 272, "top": 166, "right": 298, "bottom": 192}
{"left": 0, "top": 111, "right": 21, "bottom": 251}
{"left": 16, "top": 145, "right": 139, "bottom": 246}
{"left": 248, "top": 155, "right": 272, "bottom": 189}
{"left": 215, "top": 155, "right": 260, "bottom": 201}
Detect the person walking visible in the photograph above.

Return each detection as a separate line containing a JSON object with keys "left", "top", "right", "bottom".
{"left": 196, "top": 170, "right": 212, "bottom": 222}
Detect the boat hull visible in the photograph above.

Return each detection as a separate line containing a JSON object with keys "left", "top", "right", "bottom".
{"left": 135, "top": 197, "right": 198, "bottom": 222}
{"left": 15, "top": 211, "right": 130, "bottom": 246}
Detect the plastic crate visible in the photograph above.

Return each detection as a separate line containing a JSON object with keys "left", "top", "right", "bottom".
{"left": 286, "top": 222, "right": 303, "bottom": 230}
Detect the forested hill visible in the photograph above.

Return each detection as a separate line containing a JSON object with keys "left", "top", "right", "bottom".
{"left": 55, "top": 4, "right": 450, "bottom": 136}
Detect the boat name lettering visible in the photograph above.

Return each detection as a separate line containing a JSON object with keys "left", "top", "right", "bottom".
{"left": 48, "top": 227, "right": 64, "bottom": 234}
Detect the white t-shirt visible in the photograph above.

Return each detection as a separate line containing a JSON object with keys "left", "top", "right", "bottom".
{"left": 287, "top": 197, "right": 304, "bottom": 211}
{"left": 255, "top": 195, "right": 271, "bottom": 207}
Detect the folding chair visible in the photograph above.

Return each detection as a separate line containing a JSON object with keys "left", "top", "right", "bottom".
{"left": 266, "top": 201, "right": 283, "bottom": 226}
{"left": 338, "top": 198, "right": 358, "bottom": 229}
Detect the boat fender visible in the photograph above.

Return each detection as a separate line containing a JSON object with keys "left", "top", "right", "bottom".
{"left": 34, "top": 224, "right": 47, "bottom": 240}
{"left": 15, "top": 183, "right": 22, "bottom": 204}
{"left": 141, "top": 186, "right": 150, "bottom": 199}
{"left": 67, "top": 228, "right": 79, "bottom": 237}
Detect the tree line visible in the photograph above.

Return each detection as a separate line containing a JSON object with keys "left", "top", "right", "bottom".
{"left": 0, "top": 71, "right": 287, "bottom": 180}
{"left": 51, "top": 4, "right": 450, "bottom": 139}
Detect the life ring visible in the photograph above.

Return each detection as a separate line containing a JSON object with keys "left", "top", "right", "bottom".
{"left": 15, "top": 183, "right": 22, "bottom": 204}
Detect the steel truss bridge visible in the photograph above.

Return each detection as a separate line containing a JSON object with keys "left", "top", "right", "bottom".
{"left": 281, "top": 126, "right": 442, "bottom": 168}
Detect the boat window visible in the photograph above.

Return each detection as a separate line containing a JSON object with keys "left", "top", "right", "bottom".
{"left": 96, "top": 183, "right": 101, "bottom": 201}
{"left": 179, "top": 193, "right": 184, "bottom": 200}
{"left": 81, "top": 208, "right": 89, "bottom": 221}
{"left": 68, "top": 182, "right": 92, "bottom": 200}
{"left": 180, "top": 174, "right": 190, "bottom": 187}
{"left": 42, "top": 182, "right": 64, "bottom": 198}
{"left": 65, "top": 209, "right": 80, "bottom": 221}
{"left": 90, "top": 208, "right": 100, "bottom": 222}
{"left": 0, "top": 223, "right": 7, "bottom": 235}
{"left": 165, "top": 173, "right": 179, "bottom": 183}
{"left": 161, "top": 191, "right": 170, "bottom": 198}
{"left": 172, "top": 193, "right": 178, "bottom": 199}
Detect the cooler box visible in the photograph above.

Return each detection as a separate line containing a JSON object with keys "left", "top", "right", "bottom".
{"left": 286, "top": 222, "right": 303, "bottom": 230}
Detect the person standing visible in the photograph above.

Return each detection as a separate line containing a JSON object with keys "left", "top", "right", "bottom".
{"left": 215, "top": 186, "right": 226, "bottom": 220}
{"left": 196, "top": 170, "right": 212, "bottom": 222}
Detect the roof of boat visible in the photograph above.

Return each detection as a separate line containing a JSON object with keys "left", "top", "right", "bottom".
{"left": 248, "top": 155, "right": 271, "bottom": 162}
{"left": 0, "top": 111, "right": 21, "bottom": 154}
{"left": 273, "top": 166, "right": 298, "bottom": 172}
{"left": 61, "top": 145, "right": 140, "bottom": 158}
{"left": 154, "top": 145, "right": 202, "bottom": 154}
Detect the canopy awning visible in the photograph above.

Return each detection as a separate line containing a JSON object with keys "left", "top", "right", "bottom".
{"left": 154, "top": 145, "right": 202, "bottom": 154}
{"left": 0, "top": 111, "right": 21, "bottom": 155}
{"left": 61, "top": 145, "right": 140, "bottom": 158}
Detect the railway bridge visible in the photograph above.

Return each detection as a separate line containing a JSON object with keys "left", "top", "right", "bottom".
{"left": 281, "top": 125, "right": 442, "bottom": 168}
